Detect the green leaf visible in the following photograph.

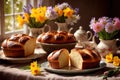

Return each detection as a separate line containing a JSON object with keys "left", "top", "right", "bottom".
{"left": 97, "top": 29, "right": 120, "bottom": 40}
{"left": 20, "top": 65, "right": 30, "bottom": 70}
{"left": 100, "top": 66, "right": 120, "bottom": 79}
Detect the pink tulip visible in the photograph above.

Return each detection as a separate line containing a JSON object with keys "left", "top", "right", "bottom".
{"left": 93, "top": 22, "right": 104, "bottom": 33}
{"left": 113, "top": 17, "right": 120, "bottom": 30}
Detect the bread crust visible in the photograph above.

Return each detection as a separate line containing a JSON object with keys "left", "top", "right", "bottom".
{"left": 47, "top": 49, "right": 70, "bottom": 69}
{"left": 70, "top": 48, "right": 101, "bottom": 69}
{"left": 1, "top": 34, "right": 36, "bottom": 57}
{"left": 37, "top": 31, "right": 76, "bottom": 44}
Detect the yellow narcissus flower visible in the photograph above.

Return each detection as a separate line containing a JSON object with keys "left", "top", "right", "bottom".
{"left": 58, "top": 9, "right": 63, "bottom": 16}
{"left": 17, "top": 15, "right": 25, "bottom": 27}
{"left": 63, "top": 7, "right": 74, "bottom": 18}
{"left": 55, "top": 7, "right": 63, "bottom": 16}
{"left": 39, "top": 6, "right": 47, "bottom": 14}
{"left": 30, "top": 8, "right": 39, "bottom": 17}
{"left": 105, "top": 52, "right": 113, "bottom": 63}
{"left": 30, "top": 7, "right": 46, "bottom": 24}
{"left": 30, "top": 61, "right": 38, "bottom": 71}
{"left": 30, "top": 61, "right": 37, "bottom": 70}
{"left": 31, "top": 67, "right": 41, "bottom": 75}
{"left": 113, "top": 56, "right": 120, "bottom": 67}
{"left": 24, "top": 13, "right": 29, "bottom": 23}
{"left": 30, "top": 61, "right": 41, "bottom": 75}
{"left": 35, "top": 13, "right": 46, "bottom": 23}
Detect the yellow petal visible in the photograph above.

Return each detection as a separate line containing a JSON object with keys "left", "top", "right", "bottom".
{"left": 17, "top": 15, "right": 25, "bottom": 27}
{"left": 105, "top": 53, "right": 113, "bottom": 63}
{"left": 30, "top": 61, "right": 38, "bottom": 70}
{"left": 31, "top": 67, "right": 41, "bottom": 75}
{"left": 63, "top": 7, "right": 74, "bottom": 18}
{"left": 57, "top": 9, "right": 63, "bottom": 16}
{"left": 24, "top": 13, "right": 29, "bottom": 23}
{"left": 113, "top": 56, "right": 120, "bottom": 66}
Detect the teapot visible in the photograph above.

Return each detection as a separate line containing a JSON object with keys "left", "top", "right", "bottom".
{"left": 74, "top": 26, "right": 93, "bottom": 43}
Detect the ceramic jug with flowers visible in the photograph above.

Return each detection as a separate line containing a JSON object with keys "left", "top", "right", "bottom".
{"left": 90, "top": 17, "right": 120, "bottom": 57}
{"left": 17, "top": 4, "right": 48, "bottom": 37}
{"left": 45, "top": 2, "right": 80, "bottom": 32}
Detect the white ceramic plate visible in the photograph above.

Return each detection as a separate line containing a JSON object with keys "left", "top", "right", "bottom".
{"left": 0, "top": 48, "right": 46, "bottom": 63}
{"left": 44, "top": 61, "right": 106, "bottom": 74}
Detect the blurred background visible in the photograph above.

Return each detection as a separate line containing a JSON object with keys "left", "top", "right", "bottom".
{"left": 1, "top": 0, "right": 120, "bottom": 45}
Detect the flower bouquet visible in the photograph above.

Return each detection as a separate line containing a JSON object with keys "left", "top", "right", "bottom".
{"left": 45, "top": 2, "right": 80, "bottom": 25}
{"left": 89, "top": 17, "right": 120, "bottom": 57}
{"left": 89, "top": 17, "right": 120, "bottom": 40}
{"left": 17, "top": 4, "right": 48, "bottom": 28}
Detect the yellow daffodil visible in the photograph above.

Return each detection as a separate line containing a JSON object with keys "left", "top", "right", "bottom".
{"left": 31, "top": 66, "right": 41, "bottom": 75}
{"left": 24, "top": 13, "right": 29, "bottom": 23}
{"left": 30, "top": 61, "right": 37, "bottom": 70}
{"left": 39, "top": 6, "right": 47, "bottom": 14}
{"left": 30, "top": 8, "right": 39, "bottom": 17}
{"left": 105, "top": 52, "right": 113, "bottom": 63}
{"left": 30, "top": 61, "right": 41, "bottom": 76}
{"left": 17, "top": 15, "right": 25, "bottom": 27}
{"left": 35, "top": 13, "right": 46, "bottom": 23}
{"left": 55, "top": 7, "right": 63, "bottom": 16}
{"left": 58, "top": 9, "right": 63, "bottom": 16}
{"left": 113, "top": 56, "right": 120, "bottom": 67}
{"left": 63, "top": 7, "right": 74, "bottom": 18}
{"left": 17, "top": 2, "right": 80, "bottom": 28}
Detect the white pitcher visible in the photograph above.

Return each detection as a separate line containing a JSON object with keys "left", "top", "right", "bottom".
{"left": 95, "top": 39, "right": 120, "bottom": 57}
{"left": 74, "top": 26, "right": 93, "bottom": 43}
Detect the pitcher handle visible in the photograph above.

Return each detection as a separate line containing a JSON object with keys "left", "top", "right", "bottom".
{"left": 116, "top": 39, "right": 120, "bottom": 49}
{"left": 68, "top": 27, "right": 73, "bottom": 33}
{"left": 43, "top": 24, "right": 51, "bottom": 32}
{"left": 87, "top": 31, "right": 93, "bottom": 41}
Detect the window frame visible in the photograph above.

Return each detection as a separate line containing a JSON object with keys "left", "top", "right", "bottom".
{"left": 0, "top": 0, "right": 5, "bottom": 41}
{"left": 0, "top": 0, "right": 56, "bottom": 41}
{"left": 0, "top": 0, "right": 35, "bottom": 41}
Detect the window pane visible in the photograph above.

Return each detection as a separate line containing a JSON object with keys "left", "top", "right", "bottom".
{"left": 4, "top": 0, "right": 26, "bottom": 32}
{"left": 14, "top": 15, "right": 22, "bottom": 30}
{"left": 5, "top": 16, "right": 13, "bottom": 31}
{"left": 4, "top": 0, "right": 12, "bottom": 14}
{"left": 14, "top": 0, "right": 23, "bottom": 13}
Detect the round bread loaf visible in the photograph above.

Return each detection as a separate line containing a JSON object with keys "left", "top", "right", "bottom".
{"left": 70, "top": 48, "right": 101, "bottom": 69}
{"left": 47, "top": 49, "right": 70, "bottom": 69}
{"left": 1, "top": 34, "right": 36, "bottom": 57}
{"left": 37, "top": 31, "right": 76, "bottom": 44}
{"left": 47, "top": 48, "right": 101, "bottom": 69}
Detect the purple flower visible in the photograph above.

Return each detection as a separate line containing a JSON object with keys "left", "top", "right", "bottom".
{"left": 45, "top": 7, "right": 58, "bottom": 20}
{"left": 28, "top": 4, "right": 33, "bottom": 10}
{"left": 57, "top": 2, "right": 70, "bottom": 9}
{"left": 38, "top": 0, "right": 43, "bottom": 7}
{"left": 23, "top": 6, "right": 29, "bottom": 13}
{"left": 105, "top": 22, "right": 115, "bottom": 33}
{"left": 98, "top": 17, "right": 108, "bottom": 25}
{"left": 23, "top": 4, "right": 33, "bottom": 14}
{"left": 74, "top": 8, "right": 79, "bottom": 14}
{"left": 89, "top": 17, "right": 96, "bottom": 29}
